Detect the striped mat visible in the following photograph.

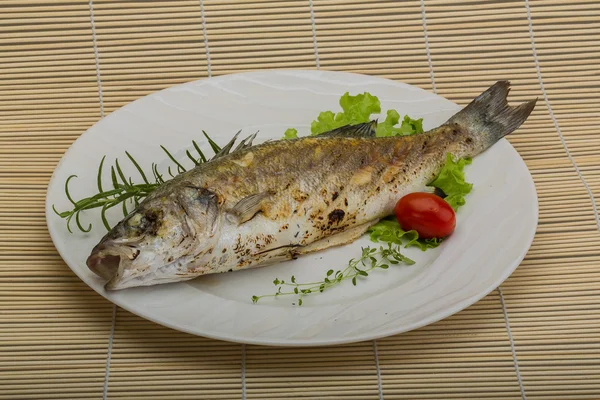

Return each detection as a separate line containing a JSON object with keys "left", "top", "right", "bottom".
{"left": 1, "top": 1, "right": 599, "bottom": 399}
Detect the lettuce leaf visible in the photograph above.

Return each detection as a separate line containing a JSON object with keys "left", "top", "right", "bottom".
{"left": 310, "top": 92, "right": 381, "bottom": 135}
{"left": 375, "top": 110, "right": 401, "bottom": 137}
{"left": 285, "top": 91, "right": 422, "bottom": 138}
{"left": 376, "top": 110, "right": 424, "bottom": 137}
{"left": 368, "top": 217, "right": 441, "bottom": 251}
{"left": 283, "top": 128, "right": 298, "bottom": 139}
{"left": 310, "top": 111, "right": 342, "bottom": 135}
{"left": 338, "top": 91, "right": 381, "bottom": 126}
{"left": 398, "top": 115, "right": 424, "bottom": 136}
{"left": 427, "top": 153, "right": 473, "bottom": 211}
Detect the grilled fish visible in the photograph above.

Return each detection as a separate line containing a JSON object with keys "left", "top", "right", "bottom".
{"left": 87, "top": 81, "right": 536, "bottom": 290}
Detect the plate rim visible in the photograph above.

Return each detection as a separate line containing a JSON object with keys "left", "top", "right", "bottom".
{"left": 45, "top": 69, "right": 539, "bottom": 346}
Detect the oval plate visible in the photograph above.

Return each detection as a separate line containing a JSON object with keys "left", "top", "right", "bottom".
{"left": 46, "top": 70, "right": 537, "bottom": 346}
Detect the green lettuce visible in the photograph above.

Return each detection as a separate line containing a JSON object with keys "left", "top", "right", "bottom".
{"left": 284, "top": 91, "right": 422, "bottom": 138}
{"left": 310, "top": 92, "right": 381, "bottom": 135}
{"left": 283, "top": 128, "right": 298, "bottom": 139}
{"left": 368, "top": 217, "right": 441, "bottom": 251}
{"left": 428, "top": 153, "right": 473, "bottom": 211}
{"left": 376, "top": 110, "right": 424, "bottom": 137}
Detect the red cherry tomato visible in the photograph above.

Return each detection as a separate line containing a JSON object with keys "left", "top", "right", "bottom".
{"left": 394, "top": 192, "right": 456, "bottom": 239}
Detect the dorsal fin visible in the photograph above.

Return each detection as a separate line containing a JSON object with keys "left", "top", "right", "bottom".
{"left": 211, "top": 131, "right": 259, "bottom": 160}
{"left": 318, "top": 120, "right": 378, "bottom": 137}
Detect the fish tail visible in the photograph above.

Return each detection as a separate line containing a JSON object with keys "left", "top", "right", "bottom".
{"left": 446, "top": 81, "right": 537, "bottom": 151}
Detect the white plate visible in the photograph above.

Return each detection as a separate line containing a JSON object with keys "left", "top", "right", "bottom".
{"left": 46, "top": 70, "right": 538, "bottom": 346}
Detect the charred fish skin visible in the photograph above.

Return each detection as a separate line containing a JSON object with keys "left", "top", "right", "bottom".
{"left": 87, "top": 81, "right": 536, "bottom": 290}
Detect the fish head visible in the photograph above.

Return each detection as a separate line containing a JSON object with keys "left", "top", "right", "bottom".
{"left": 86, "top": 186, "right": 220, "bottom": 290}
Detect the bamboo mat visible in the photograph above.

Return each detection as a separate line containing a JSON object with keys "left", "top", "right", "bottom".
{"left": 1, "top": 0, "right": 599, "bottom": 399}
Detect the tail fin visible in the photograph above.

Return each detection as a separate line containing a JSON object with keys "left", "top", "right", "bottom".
{"left": 446, "top": 81, "right": 537, "bottom": 149}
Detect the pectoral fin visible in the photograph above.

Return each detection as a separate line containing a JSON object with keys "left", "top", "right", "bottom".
{"left": 226, "top": 192, "right": 272, "bottom": 225}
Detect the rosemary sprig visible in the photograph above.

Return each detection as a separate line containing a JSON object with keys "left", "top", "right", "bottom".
{"left": 251, "top": 242, "right": 415, "bottom": 306}
{"left": 53, "top": 135, "right": 222, "bottom": 233}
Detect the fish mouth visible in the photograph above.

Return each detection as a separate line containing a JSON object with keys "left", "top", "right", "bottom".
{"left": 86, "top": 242, "right": 139, "bottom": 290}
{"left": 87, "top": 237, "right": 212, "bottom": 291}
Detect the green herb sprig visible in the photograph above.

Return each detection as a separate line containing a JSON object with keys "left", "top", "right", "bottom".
{"left": 53, "top": 133, "right": 222, "bottom": 233}
{"left": 251, "top": 243, "right": 414, "bottom": 306}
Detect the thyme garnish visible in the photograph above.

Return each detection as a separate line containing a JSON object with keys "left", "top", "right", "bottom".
{"left": 251, "top": 243, "right": 415, "bottom": 306}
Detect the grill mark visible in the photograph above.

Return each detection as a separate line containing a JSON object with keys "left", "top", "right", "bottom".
{"left": 328, "top": 209, "right": 345, "bottom": 225}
